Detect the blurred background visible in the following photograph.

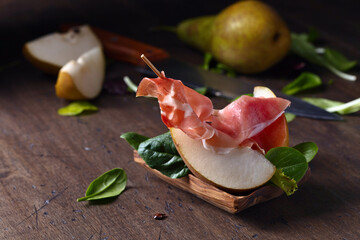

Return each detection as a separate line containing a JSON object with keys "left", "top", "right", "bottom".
{"left": 1, "top": 0, "right": 359, "bottom": 67}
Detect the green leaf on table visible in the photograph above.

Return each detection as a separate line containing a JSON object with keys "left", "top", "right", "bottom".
{"left": 195, "top": 86, "right": 208, "bottom": 95}
{"left": 293, "top": 142, "right": 318, "bottom": 163}
{"left": 323, "top": 48, "right": 357, "bottom": 71}
{"left": 121, "top": 132, "right": 149, "bottom": 150}
{"left": 138, "top": 132, "right": 189, "bottom": 179}
{"left": 123, "top": 76, "right": 138, "bottom": 93}
{"left": 202, "top": 52, "right": 213, "bottom": 70}
{"left": 77, "top": 168, "right": 127, "bottom": 202}
{"left": 285, "top": 113, "right": 296, "bottom": 123}
{"left": 282, "top": 72, "right": 322, "bottom": 95}
{"left": 270, "top": 169, "right": 298, "bottom": 196}
{"left": 302, "top": 97, "right": 360, "bottom": 115}
{"left": 58, "top": 101, "right": 98, "bottom": 116}
{"left": 291, "top": 33, "right": 356, "bottom": 81}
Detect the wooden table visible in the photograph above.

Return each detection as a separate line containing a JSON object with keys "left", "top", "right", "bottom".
{"left": 1, "top": 0, "right": 359, "bottom": 239}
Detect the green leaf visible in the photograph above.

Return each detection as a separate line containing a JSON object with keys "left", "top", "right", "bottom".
{"left": 58, "top": 101, "right": 98, "bottom": 116}
{"left": 77, "top": 168, "right": 127, "bottom": 202}
{"left": 291, "top": 33, "right": 356, "bottom": 81}
{"left": 202, "top": 52, "right": 213, "bottom": 70}
{"left": 120, "top": 132, "right": 149, "bottom": 150}
{"left": 302, "top": 97, "right": 360, "bottom": 115}
{"left": 293, "top": 142, "right": 318, "bottom": 163}
{"left": 285, "top": 113, "right": 296, "bottom": 123}
{"left": 282, "top": 72, "right": 322, "bottom": 95}
{"left": 138, "top": 132, "right": 189, "bottom": 178}
{"left": 123, "top": 76, "right": 138, "bottom": 93}
{"left": 195, "top": 86, "right": 208, "bottom": 95}
{"left": 306, "top": 27, "right": 319, "bottom": 42}
{"left": 270, "top": 169, "right": 298, "bottom": 196}
{"left": 266, "top": 147, "right": 308, "bottom": 183}
{"left": 323, "top": 48, "right": 357, "bottom": 71}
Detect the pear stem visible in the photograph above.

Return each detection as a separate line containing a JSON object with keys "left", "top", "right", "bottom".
{"left": 141, "top": 54, "right": 162, "bottom": 78}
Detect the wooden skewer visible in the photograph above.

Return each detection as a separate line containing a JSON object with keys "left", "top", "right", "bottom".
{"left": 141, "top": 54, "right": 162, "bottom": 78}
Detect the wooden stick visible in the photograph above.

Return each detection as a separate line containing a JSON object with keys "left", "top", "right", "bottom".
{"left": 141, "top": 54, "right": 162, "bottom": 78}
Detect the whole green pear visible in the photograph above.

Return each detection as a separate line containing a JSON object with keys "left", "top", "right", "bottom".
{"left": 175, "top": 0, "right": 291, "bottom": 74}
{"left": 211, "top": 0, "right": 291, "bottom": 74}
{"left": 176, "top": 15, "right": 215, "bottom": 53}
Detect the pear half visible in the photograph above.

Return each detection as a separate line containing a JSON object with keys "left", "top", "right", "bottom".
{"left": 23, "top": 25, "right": 101, "bottom": 74}
{"left": 55, "top": 46, "right": 105, "bottom": 100}
{"left": 170, "top": 128, "right": 276, "bottom": 193}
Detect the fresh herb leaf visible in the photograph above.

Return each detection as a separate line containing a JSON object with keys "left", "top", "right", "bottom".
{"left": 293, "top": 142, "right": 318, "bottom": 163}
{"left": 202, "top": 52, "right": 213, "bottom": 70}
{"left": 120, "top": 132, "right": 149, "bottom": 150}
{"left": 270, "top": 169, "right": 298, "bottom": 196}
{"left": 323, "top": 48, "right": 357, "bottom": 71}
{"left": 58, "top": 101, "right": 98, "bottom": 116}
{"left": 285, "top": 113, "right": 296, "bottom": 123}
{"left": 123, "top": 76, "right": 138, "bottom": 93}
{"left": 195, "top": 86, "right": 208, "bottom": 95}
{"left": 291, "top": 33, "right": 356, "bottom": 81}
{"left": 266, "top": 147, "right": 308, "bottom": 183}
{"left": 77, "top": 168, "right": 127, "bottom": 202}
{"left": 138, "top": 132, "right": 189, "bottom": 178}
{"left": 302, "top": 97, "right": 360, "bottom": 115}
{"left": 282, "top": 72, "right": 322, "bottom": 95}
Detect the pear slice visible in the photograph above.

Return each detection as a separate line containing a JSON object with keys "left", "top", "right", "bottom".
{"left": 170, "top": 128, "right": 276, "bottom": 193}
{"left": 55, "top": 46, "right": 105, "bottom": 100}
{"left": 23, "top": 25, "right": 101, "bottom": 74}
{"left": 253, "top": 86, "right": 277, "bottom": 98}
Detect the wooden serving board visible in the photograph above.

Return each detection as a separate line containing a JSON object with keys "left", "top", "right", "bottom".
{"left": 134, "top": 151, "right": 311, "bottom": 214}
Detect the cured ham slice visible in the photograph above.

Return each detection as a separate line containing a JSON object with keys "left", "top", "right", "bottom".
{"left": 137, "top": 72, "right": 290, "bottom": 153}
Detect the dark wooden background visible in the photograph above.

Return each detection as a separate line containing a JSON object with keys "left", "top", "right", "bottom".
{"left": 0, "top": 0, "right": 359, "bottom": 239}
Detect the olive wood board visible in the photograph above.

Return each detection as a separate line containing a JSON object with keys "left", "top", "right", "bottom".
{"left": 133, "top": 151, "right": 311, "bottom": 214}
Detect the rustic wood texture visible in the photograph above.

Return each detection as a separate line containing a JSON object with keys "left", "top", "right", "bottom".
{"left": 0, "top": 0, "right": 360, "bottom": 239}
{"left": 134, "top": 151, "right": 311, "bottom": 214}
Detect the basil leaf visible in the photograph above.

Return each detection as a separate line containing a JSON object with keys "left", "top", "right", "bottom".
{"left": 77, "top": 168, "right": 127, "bottom": 202}
{"left": 270, "top": 169, "right": 298, "bottom": 196}
{"left": 285, "top": 113, "right": 296, "bottom": 123}
{"left": 195, "top": 86, "right": 208, "bottom": 95}
{"left": 58, "top": 101, "right": 98, "bottom": 116}
{"left": 323, "top": 48, "right": 357, "bottom": 71}
{"left": 266, "top": 147, "right": 308, "bottom": 183}
{"left": 293, "top": 142, "right": 318, "bottom": 163}
{"left": 121, "top": 132, "right": 149, "bottom": 150}
{"left": 291, "top": 33, "right": 356, "bottom": 81}
{"left": 123, "top": 76, "right": 138, "bottom": 93}
{"left": 138, "top": 132, "right": 190, "bottom": 179}
{"left": 302, "top": 97, "right": 360, "bottom": 115}
{"left": 282, "top": 72, "right": 322, "bottom": 95}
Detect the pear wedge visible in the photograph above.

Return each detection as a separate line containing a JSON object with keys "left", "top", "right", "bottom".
{"left": 170, "top": 128, "right": 276, "bottom": 193}
{"left": 23, "top": 25, "right": 101, "bottom": 74}
{"left": 55, "top": 46, "right": 105, "bottom": 100}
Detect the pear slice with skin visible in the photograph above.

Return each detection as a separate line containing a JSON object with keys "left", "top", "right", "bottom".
{"left": 55, "top": 46, "right": 105, "bottom": 100}
{"left": 23, "top": 25, "right": 101, "bottom": 74}
{"left": 170, "top": 128, "right": 276, "bottom": 193}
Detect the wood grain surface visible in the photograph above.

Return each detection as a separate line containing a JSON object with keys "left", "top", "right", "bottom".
{"left": 0, "top": 0, "right": 359, "bottom": 239}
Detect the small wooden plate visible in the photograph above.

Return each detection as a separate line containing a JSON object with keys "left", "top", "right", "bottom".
{"left": 134, "top": 151, "right": 311, "bottom": 214}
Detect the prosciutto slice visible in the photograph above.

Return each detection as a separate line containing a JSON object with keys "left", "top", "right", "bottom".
{"left": 137, "top": 72, "right": 290, "bottom": 153}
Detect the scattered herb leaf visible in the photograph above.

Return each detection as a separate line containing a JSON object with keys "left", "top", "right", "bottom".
{"left": 123, "top": 76, "right": 138, "bottom": 93}
{"left": 120, "top": 132, "right": 149, "bottom": 150}
{"left": 302, "top": 97, "right": 360, "bottom": 115}
{"left": 138, "top": 132, "right": 190, "bottom": 178}
{"left": 58, "top": 101, "right": 98, "bottom": 116}
{"left": 195, "top": 86, "right": 208, "bottom": 95}
{"left": 77, "top": 168, "right": 127, "bottom": 202}
{"left": 291, "top": 33, "right": 356, "bottom": 81}
{"left": 323, "top": 48, "right": 357, "bottom": 71}
{"left": 293, "top": 142, "right": 318, "bottom": 163}
{"left": 270, "top": 169, "right": 298, "bottom": 196}
{"left": 282, "top": 72, "right": 322, "bottom": 95}
{"left": 285, "top": 113, "right": 296, "bottom": 123}
{"left": 266, "top": 147, "right": 308, "bottom": 183}
{"left": 202, "top": 52, "right": 213, "bottom": 70}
